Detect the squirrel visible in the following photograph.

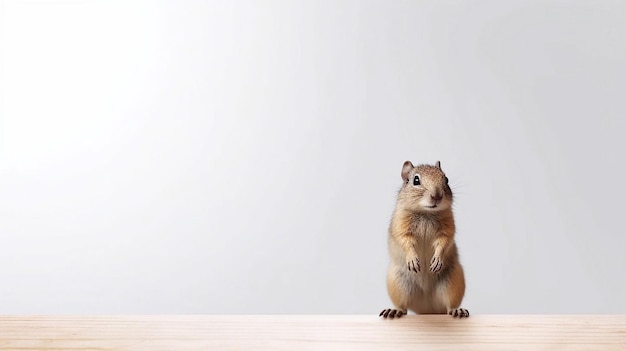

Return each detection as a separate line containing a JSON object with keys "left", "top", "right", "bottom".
{"left": 380, "top": 160, "right": 469, "bottom": 319}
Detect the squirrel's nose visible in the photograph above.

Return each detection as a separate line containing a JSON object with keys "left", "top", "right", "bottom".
{"left": 431, "top": 193, "right": 443, "bottom": 203}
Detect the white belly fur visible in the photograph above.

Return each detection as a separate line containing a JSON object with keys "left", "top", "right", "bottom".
{"left": 389, "top": 228, "right": 449, "bottom": 314}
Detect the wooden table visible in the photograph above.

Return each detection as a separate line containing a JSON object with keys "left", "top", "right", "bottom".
{"left": 1, "top": 315, "right": 624, "bottom": 350}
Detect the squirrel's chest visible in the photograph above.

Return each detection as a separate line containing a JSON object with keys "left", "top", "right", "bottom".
{"left": 408, "top": 216, "right": 441, "bottom": 240}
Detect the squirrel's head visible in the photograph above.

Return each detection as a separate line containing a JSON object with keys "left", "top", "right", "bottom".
{"left": 397, "top": 160, "right": 453, "bottom": 212}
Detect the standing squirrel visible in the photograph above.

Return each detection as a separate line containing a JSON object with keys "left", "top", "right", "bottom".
{"left": 380, "top": 160, "right": 469, "bottom": 318}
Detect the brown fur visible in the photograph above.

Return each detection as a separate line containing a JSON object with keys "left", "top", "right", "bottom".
{"left": 381, "top": 161, "right": 468, "bottom": 318}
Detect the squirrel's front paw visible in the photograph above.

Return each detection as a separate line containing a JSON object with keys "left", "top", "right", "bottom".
{"left": 407, "top": 257, "right": 420, "bottom": 272}
{"left": 430, "top": 255, "right": 443, "bottom": 273}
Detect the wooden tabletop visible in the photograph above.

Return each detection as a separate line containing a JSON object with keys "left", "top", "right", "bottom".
{"left": 1, "top": 315, "right": 624, "bottom": 350}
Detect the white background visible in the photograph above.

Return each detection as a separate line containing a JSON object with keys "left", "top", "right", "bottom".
{"left": 1, "top": 0, "right": 625, "bottom": 314}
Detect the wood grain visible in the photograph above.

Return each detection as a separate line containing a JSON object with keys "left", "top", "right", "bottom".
{"left": 0, "top": 315, "right": 624, "bottom": 350}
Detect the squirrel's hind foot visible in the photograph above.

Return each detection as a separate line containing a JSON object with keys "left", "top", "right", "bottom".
{"left": 448, "top": 308, "right": 469, "bottom": 318}
{"left": 379, "top": 309, "right": 407, "bottom": 319}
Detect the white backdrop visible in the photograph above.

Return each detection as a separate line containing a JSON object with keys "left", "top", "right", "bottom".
{"left": 1, "top": 0, "right": 625, "bottom": 314}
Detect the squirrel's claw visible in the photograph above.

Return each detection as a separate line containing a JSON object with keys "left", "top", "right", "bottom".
{"left": 430, "top": 256, "right": 443, "bottom": 273}
{"left": 379, "top": 309, "right": 406, "bottom": 319}
{"left": 448, "top": 308, "right": 470, "bottom": 318}
{"left": 407, "top": 257, "right": 420, "bottom": 272}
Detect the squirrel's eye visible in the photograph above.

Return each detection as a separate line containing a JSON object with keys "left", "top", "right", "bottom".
{"left": 413, "top": 175, "right": 421, "bottom": 186}
{"left": 445, "top": 176, "right": 449, "bottom": 184}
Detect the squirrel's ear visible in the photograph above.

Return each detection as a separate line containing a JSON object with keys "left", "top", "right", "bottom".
{"left": 435, "top": 161, "right": 441, "bottom": 170}
{"left": 401, "top": 161, "right": 414, "bottom": 180}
